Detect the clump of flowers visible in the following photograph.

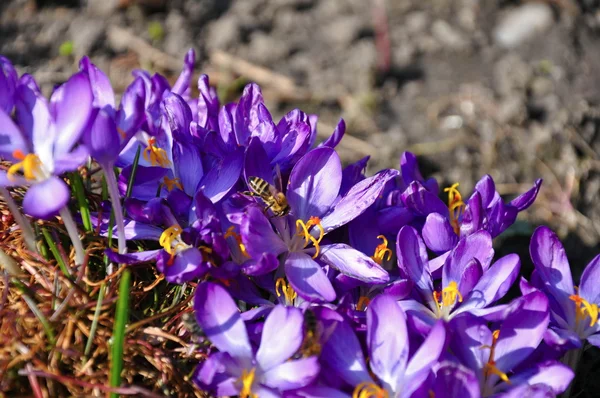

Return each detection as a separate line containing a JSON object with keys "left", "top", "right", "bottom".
{"left": 1, "top": 50, "right": 596, "bottom": 398}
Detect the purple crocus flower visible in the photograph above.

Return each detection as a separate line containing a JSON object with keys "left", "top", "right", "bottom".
{"left": 0, "top": 71, "right": 93, "bottom": 219}
{"left": 418, "top": 174, "right": 542, "bottom": 255}
{"left": 194, "top": 282, "right": 320, "bottom": 397}
{"left": 528, "top": 226, "right": 600, "bottom": 349}
{"left": 316, "top": 294, "right": 446, "bottom": 397}
{"left": 397, "top": 226, "right": 520, "bottom": 329}
{"left": 239, "top": 146, "right": 397, "bottom": 302}
{"left": 449, "top": 291, "right": 574, "bottom": 397}
{"left": 104, "top": 190, "right": 229, "bottom": 283}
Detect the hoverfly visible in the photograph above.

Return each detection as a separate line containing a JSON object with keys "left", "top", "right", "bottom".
{"left": 244, "top": 176, "right": 290, "bottom": 217}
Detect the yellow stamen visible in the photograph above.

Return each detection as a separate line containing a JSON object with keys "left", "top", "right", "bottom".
{"left": 444, "top": 183, "right": 465, "bottom": 235}
{"left": 143, "top": 137, "right": 171, "bottom": 167}
{"left": 481, "top": 329, "right": 511, "bottom": 384}
{"left": 239, "top": 368, "right": 258, "bottom": 398}
{"left": 433, "top": 281, "right": 463, "bottom": 309}
{"left": 7, "top": 150, "right": 43, "bottom": 181}
{"left": 162, "top": 176, "right": 183, "bottom": 191}
{"left": 295, "top": 216, "right": 325, "bottom": 259}
{"left": 371, "top": 235, "right": 392, "bottom": 265}
{"left": 275, "top": 277, "right": 297, "bottom": 304}
{"left": 225, "top": 226, "right": 250, "bottom": 258}
{"left": 159, "top": 225, "right": 186, "bottom": 266}
{"left": 352, "top": 382, "right": 389, "bottom": 398}
{"left": 570, "top": 293, "right": 599, "bottom": 327}
{"left": 357, "top": 296, "right": 371, "bottom": 311}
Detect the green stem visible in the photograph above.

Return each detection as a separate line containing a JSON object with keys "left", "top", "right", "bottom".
{"left": 109, "top": 269, "right": 131, "bottom": 397}
{"left": 104, "top": 166, "right": 127, "bottom": 255}
{"left": 71, "top": 172, "right": 92, "bottom": 232}
{"left": 84, "top": 283, "right": 105, "bottom": 358}
{"left": 41, "top": 228, "right": 71, "bottom": 278}
{"left": 59, "top": 207, "right": 85, "bottom": 267}
{"left": 562, "top": 345, "right": 583, "bottom": 398}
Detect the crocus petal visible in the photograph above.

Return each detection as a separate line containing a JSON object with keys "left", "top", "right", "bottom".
{"left": 0, "top": 109, "right": 28, "bottom": 161}
{"left": 319, "top": 244, "right": 389, "bottom": 283}
{"left": 287, "top": 147, "right": 342, "bottom": 221}
{"left": 473, "top": 174, "right": 496, "bottom": 208}
{"left": 288, "top": 386, "right": 351, "bottom": 398}
{"left": 285, "top": 252, "right": 336, "bottom": 302}
{"left": 262, "top": 357, "right": 320, "bottom": 391}
{"left": 271, "top": 120, "right": 311, "bottom": 168}
{"left": 401, "top": 181, "right": 448, "bottom": 217}
{"left": 79, "top": 56, "right": 115, "bottom": 109}
{"left": 51, "top": 71, "right": 94, "bottom": 156}
{"left": 422, "top": 212, "right": 458, "bottom": 254}
{"left": 530, "top": 226, "right": 575, "bottom": 320}
{"left": 244, "top": 138, "right": 274, "bottom": 185}
{"left": 194, "top": 282, "right": 253, "bottom": 363}
{"left": 163, "top": 92, "right": 193, "bottom": 143}
{"left": 116, "top": 77, "right": 146, "bottom": 139}
{"left": 200, "top": 149, "right": 243, "bottom": 203}
{"left": 587, "top": 333, "right": 600, "bottom": 348}
{"left": 156, "top": 248, "right": 208, "bottom": 284}
{"left": 376, "top": 206, "right": 415, "bottom": 236}
{"left": 320, "top": 317, "right": 371, "bottom": 386}
{"left": 340, "top": 156, "right": 369, "bottom": 196}
{"left": 460, "top": 191, "right": 484, "bottom": 237}
{"left": 510, "top": 178, "right": 542, "bottom": 211}
{"left": 23, "top": 177, "right": 70, "bottom": 219}
{"left": 172, "top": 142, "right": 203, "bottom": 196}
{"left": 321, "top": 169, "right": 399, "bottom": 233}
{"left": 257, "top": 305, "right": 304, "bottom": 371}
{"left": 403, "top": 320, "right": 446, "bottom": 396}
{"left": 494, "top": 291, "right": 550, "bottom": 372}
{"left": 432, "top": 362, "right": 480, "bottom": 398}
{"left": 15, "top": 82, "right": 53, "bottom": 168}
{"left": 397, "top": 226, "right": 434, "bottom": 301}
{"left": 53, "top": 145, "right": 90, "bottom": 175}
{"left": 171, "top": 49, "right": 195, "bottom": 98}
{"left": 241, "top": 253, "right": 280, "bottom": 276}
{"left": 578, "top": 254, "right": 600, "bottom": 305}
{"left": 367, "top": 294, "right": 408, "bottom": 391}
{"left": 83, "top": 108, "right": 120, "bottom": 166}
{"left": 455, "top": 259, "right": 483, "bottom": 301}
{"left": 382, "top": 279, "right": 413, "bottom": 300}
{"left": 234, "top": 83, "right": 264, "bottom": 146}
{"left": 449, "top": 313, "right": 491, "bottom": 371}
{"left": 507, "top": 360, "right": 574, "bottom": 395}
{"left": 457, "top": 254, "right": 521, "bottom": 315}
{"left": 0, "top": 56, "right": 17, "bottom": 113}
{"left": 319, "top": 118, "right": 345, "bottom": 148}
{"left": 105, "top": 249, "right": 160, "bottom": 265}
{"left": 241, "top": 206, "right": 288, "bottom": 258}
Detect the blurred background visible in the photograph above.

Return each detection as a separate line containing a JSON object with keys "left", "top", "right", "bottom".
{"left": 2, "top": 0, "right": 600, "bottom": 274}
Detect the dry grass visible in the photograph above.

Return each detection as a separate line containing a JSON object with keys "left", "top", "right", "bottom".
{"left": 0, "top": 188, "right": 207, "bottom": 397}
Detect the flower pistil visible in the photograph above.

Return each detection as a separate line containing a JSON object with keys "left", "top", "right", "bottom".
{"left": 159, "top": 225, "right": 188, "bottom": 265}
{"left": 569, "top": 290, "right": 599, "bottom": 328}
{"left": 143, "top": 137, "right": 171, "bottom": 167}
{"left": 276, "top": 277, "right": 298, "bottom": 305}
{"left": 7, "top": 150, "right": 43, "bottom": 181}
{"left": 444, "top": 183, "right": 465, "bottom": 235}
{"left": 371, "top": 235, "right": 392, "bottom": 265}
{"left": 353, "top": 382, "right": 389, "bottom": 398}
{"left": 482, "top": 330, "right": 511, "bottom": 384}
{"left": 296, "top": 216, "right": 324, "bottom": 258}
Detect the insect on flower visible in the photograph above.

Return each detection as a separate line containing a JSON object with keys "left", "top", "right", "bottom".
{"left": 244, "top": 176, "right": 290, "bottom": 217}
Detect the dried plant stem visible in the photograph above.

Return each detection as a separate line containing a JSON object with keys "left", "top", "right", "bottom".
{"left": 0, "top": 187, "right": 37, "bottom": 252}
{"left": 104, "top": 166, "right": 127, "bottom": 255}
{"left": 59, "top": 207, "right": 85, "bottom": 267}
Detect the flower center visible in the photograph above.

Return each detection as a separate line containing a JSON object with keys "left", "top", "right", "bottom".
{"left": 239, "top": 367, "right": 258, "bottom": 398}
{"left": 569, "top": 290, "right": 599, "bottom": 328}
{"left": 433, "top": 281, "right": 463, "bottom": 309}
{"left": 225, "top": 226, "right": 250, "bottom": 258}
{"left": 276, "top": 277, "right": 297, "bottom": 305}
{"left": 7, "top": 150, "right": 43, "bottom": 181}
{"left": 162, "top": 176, "right": 183, "bottom": 191}
{"left": 159, "top": 225, "right": 188, "bottom": 266}
{"left": 482, "top": 330, "right": 511, "bottom": 385}
{"left": 357, "top": 296, "right": 371, "bottom": 311}
{"left": 295, "top": 216, "right": 324, "bottom": 259}
{"left": 143, "top": 137, "right": 171, "bottom": 167}
{"left": 353, "top": 382, "right": 389, "bottom": 398}
{"left": 371, "top": 235, "right": 392, "bottom": 265}
{"left": 444, "top": 183, "right": 465, "bottom": 235}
